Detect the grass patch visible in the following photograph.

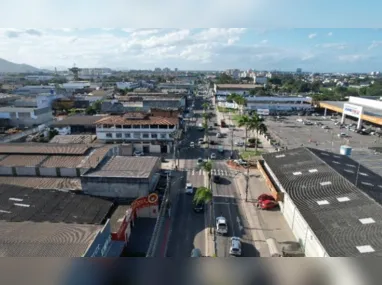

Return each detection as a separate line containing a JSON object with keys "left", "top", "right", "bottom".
{"left": 217, "top": 107, "right": 237, "bottom": 113}
{"left": 240, "top": 150, "right": 263, "bottom": 160}
{"left": 232, "top": 114, "right": 242, "bottom": 122}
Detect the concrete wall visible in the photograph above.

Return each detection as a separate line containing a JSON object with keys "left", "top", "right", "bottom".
{"left": 39, "top": 167, "right": 59, "bottom": 177}
{"left": 60, "top": 167, "right": 78, "bottom": 177}
{"left": 0, "top": 166, "right": 13, "bottom": 175}
{"left": 81, "top": 178, "right": 150, "bottom": 199}
{"left": 15, "top": 167, "right": 37, "bottom": 176}
{"left": 119, "top": 144, "right": 133, "bottom": 156}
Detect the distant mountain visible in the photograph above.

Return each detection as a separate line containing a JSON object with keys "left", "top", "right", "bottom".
{"left": 0, "top": 58, "right": 40, "bottom": 73}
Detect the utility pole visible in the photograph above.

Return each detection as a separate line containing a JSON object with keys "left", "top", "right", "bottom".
{"left": 245, "top": 165, "right": 250, "bottom": 202}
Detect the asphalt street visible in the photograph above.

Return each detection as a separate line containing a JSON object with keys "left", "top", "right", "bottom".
{"left": 167, "top": 91, "right": 261, "bottom": 257}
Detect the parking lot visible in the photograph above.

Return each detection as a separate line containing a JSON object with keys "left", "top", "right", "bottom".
{"left": 265, "top": 115, "right": 382, "bottom": 176}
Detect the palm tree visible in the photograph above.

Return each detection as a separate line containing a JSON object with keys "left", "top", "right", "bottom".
{"left": 202, "top": 102, "right": 209, "bottom": 112}
{"left": 202, "top": 160, "right": 213, "bottom": 186}
{"left": 247, "top": 113, "right": 268, "bottom": 152}
{"left": 193, "top": 186, "right": 213, "bottom": 205}
{"left": 237, "top": 115, "right": 251, "bottom": 151}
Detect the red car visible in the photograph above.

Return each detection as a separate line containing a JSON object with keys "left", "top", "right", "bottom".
{"left": 257, "top": 194, "right": 275, "bottom": 202}
{"left": 258, "top": 200, "right": 278, "bottom": 210}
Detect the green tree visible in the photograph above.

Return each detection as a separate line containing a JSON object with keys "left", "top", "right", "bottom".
{"left": 237, "top": 115, "right": 251, "bottom": 151}
{"left": 48, "top": 129, "right": 59, "bottom": 140}
{"left": 193, "top": 186, "right": 213, "bottom": 205}
{"left": 202, "top": 160, "right": 213, "bottom": 184}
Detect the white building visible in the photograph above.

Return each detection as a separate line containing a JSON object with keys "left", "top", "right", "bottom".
{"left": 25, "top": 75, "right": 55, "bottom": 81}
{"left": 253, "top": 75, "right": 268, "bottom": 85}
{"left": 0, "top": 106, "right": 53, "bottom": 128}
{"left": 61, "top": 81, "right": 91, "bottom": 91}
{"left": 116, "top": 82, "right": 140, "bottom": 90}
{"left": 95, "top": 114, "right": 179, "bottom": 154}
{"left": 246, "top": 96, "right": 313, "bottom": 114}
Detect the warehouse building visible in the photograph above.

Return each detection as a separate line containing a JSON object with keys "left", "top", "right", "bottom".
{"left": 0, "top": 184, "right": 124, "bottom": 257}
{"left": 261, "top": 147, "right": 382, "bottom": 257}
{"left": 81, "top": 156, "right": 161, "bottom": 199}
{"left": 319, "top": 96, "right": 382, "bottom": 128}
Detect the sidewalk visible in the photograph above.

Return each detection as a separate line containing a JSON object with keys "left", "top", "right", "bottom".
{"left": 233, "top": 169, "right": 296, "bottom": 256}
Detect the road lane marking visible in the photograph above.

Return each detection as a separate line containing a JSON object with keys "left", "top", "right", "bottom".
{"left": 192, "top": 169, "right": 195, "bottom": 175}
{"left": 199, "top": 169, "right": 202, "bottom": 175}
{"left": 227, "top": 202, "right": 235, "bottom": 236}
{"left": 236, "top": 216, "right": 244, "bottom": 232}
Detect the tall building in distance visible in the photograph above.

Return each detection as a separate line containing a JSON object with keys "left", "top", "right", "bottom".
{"left": 296, "top": 68, "right": 302, "bottom": 74}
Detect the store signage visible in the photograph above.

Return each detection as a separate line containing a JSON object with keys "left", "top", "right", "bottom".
{"left": 131, "top": 193, "right": 159, "bottom": 211}
{"left": 343, "top": 103, "right": 362, "bottom": 118}
{"left": 257, "top": 109, "right": 270, "bottom": 115}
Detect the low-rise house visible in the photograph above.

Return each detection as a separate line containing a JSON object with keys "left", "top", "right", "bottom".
{"left": 0, "top": 106, "right": 53, "bottom": 128}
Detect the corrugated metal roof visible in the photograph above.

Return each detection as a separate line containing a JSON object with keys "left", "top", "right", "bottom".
{"left": 41, "top": 155, "right": 86, "bottom": 168}
{"left": 96, "top": 116, "right": 178, "bottom": 126}
{"left": 0, "top": 222, "right": 101, "bottom": 257}
{"left": 49, "top": 135, "right": 96, "bottom": 144}
{"left": 0, "top": 143, "right": 90, "bottom": 155}
{"left": 0, "top": 176, "right": 81, "bottom": 191}
{"left": 0, "top": 155, "right": 47, "bottom": 167}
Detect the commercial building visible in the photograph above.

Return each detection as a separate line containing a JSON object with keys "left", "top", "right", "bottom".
{"left": 95, "top": 113, "right": 179, "bottom": 153}
{"left": 0, "top": 184, "right": 124, "bottom": 257}
{"left": 0, "top": 106, "right": 53, "bottom": 128}
{"left": 157, "top": 82, "right": 194, "bottom": 92}
{"left": 246, "top": 96, "right": 313, "bottom": 114}
{"left": 0, "top": 143, "right": 117, "bottom": 178}
{"left": 260, "top": 147, "right": 382, "bottom": 257}
{"left": 253, "top": 75, "right": 268, "bottom": 85}
{"left": 24, "top": 75, "right": 55, "bottom": 81}
{"left": 52, "top": 115, "right": 107, "bottom": 135}
{"left": 213, "top": 84, "right": 264, "bottom": 96}
{"left": 81, "top": 156, "right": 161, "bottom": 199}
{"left": 12, "top": 85, "right": 55, "bottom": 96}
{"left": 319, "top": 96, "right": 382, "bottom": 128}
{"left": 116, "top": 82, "right": 140, "bottom": 90}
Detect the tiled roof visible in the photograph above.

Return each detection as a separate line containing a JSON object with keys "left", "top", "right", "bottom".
{"left": 215, "top": 84, "right": 264, "bottom": 89}
{"left": 49, "top": 135, "right": 96, "bottom": 144}
{"left": 0, "top": 222, "right": 101, "bottom": 257}
{"left": 0, "top": 143, "right": 90, "bottom": 155}
{"left": 96, "top": 116, "right": 178, "bottom": 126}
{"left": 85, "top": 156, "right": 159, "bottom": 178}
{"left": 78, "top": 145, "right": 115, "bottom": 169}
{"left": 0, "top": 155, "right": 48, "bottom": 167}
{"left": 262, "top": 147, "right": 382, "bottom": 257}
{"left": 0, "top": 176, "right": 81, "bottom": 191}
{"left": 0, "top": 184, "right": 113, "bottom": 224}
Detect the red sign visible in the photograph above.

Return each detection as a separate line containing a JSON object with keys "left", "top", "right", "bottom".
{"left": 131, "top": 193, "right": 159, "bottom": 211}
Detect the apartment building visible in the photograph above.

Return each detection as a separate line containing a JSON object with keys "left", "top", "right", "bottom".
{"left": 96, "top": 113, "right": 179, "bottom": 154}
{"left": 0, "top": 106, "right": 53, "bottom": 127}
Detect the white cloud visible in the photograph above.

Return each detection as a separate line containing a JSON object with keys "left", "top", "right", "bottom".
{"left": 328, "top": 32, "right": 333, "bottom": 36}
{"left": 261, "top": 40, "right": 268, "bottom": 44}
{"left": 338, "top": 54, "right": 368, "bottom": 62}
{"left": 308, "top": 33, "right": 317, "bottom": 39}
{"left": 368, "top": 41, "right": 382, "bottom": 50}
{"left": 316, "top": 43, "right": 347, "bottom": 50}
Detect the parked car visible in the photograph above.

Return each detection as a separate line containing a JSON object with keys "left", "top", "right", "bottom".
{"left": 235, "top": 141, "right": 244, "bottom": 147}
{"left": 257, "top": 200, "right": 279, "bottom": 210}
{"left": 133, "top": 150, "right": 144, "bottom": 156}
{"left": 191, "top": 248, "right": 202, "bottom": 257}
{"left": 234, "top": 159, "right": 247, "bottom": 166}
{"left": 210, "top": 153, "right": 216, "bottom": 159}
{"left": 257, "top": 194, "right": 275, "bottom": 202}
{"left": 190, "top": 142, "right": 195, "bottom": 148}
{"left": 197, "top": 158, "right": 203, "bottom": 165}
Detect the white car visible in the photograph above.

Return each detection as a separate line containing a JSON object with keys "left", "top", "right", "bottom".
{"left": 235, "top": 141, "right": 244, "bottom": 147}
{"left": 190, "top": 142, "right": 195, "bottom": 148}
{"left": 216, "top": 216, "right": 228, "bottom": 235}
{"left": 229, "top": 237, "right": 242, "bottom": 256}
{"left": 234, "top": 159, "right": 247, "bottom": 166}
{"left": 185, "top": 183, "right": 194, "bottom": 195}
{"left": 216, "top": 133, "right": 222, "bottom": 138}
{"left": 133, "top": 151, "right": 144, "bottom": 156}
{"left": 210, "top": 153, "right": 216, "bottom": 159}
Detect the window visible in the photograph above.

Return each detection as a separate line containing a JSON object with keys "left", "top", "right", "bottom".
{"left": 160, "top": 134, "right": 167, "bottom": 139}
{"left": 142, "top": 134, "right": 149, "bottom": 139}
{"left": 133, "top": 133, "right": 141, "bottom": 139}
{"left": 116, "top": 133, "right": 122, "bottom": 138}
{"left": 106, "top": 133, "right": 112, "bottom": 138}
{"left": 124, "top": 133, "right": 131, "bottom": 138}
{"left": 151, "top": 133, "right": 158, "bottom": 139}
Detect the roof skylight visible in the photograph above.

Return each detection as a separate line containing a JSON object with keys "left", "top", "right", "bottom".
{"left": 359, "top": 218, "right": 375, "bottom": 225}
{"left": 320, "top": 181, "right": 332, "bottom": 186}
{"left": 361, "top": 181, "right": 374, "bottom": 186}
{"left": 337, "top": 197, "right": 350, "bottom": 202}
{"left": 293, "top": 172, "right": 302, "bottom": 176}
{"left": 309, "top": 169, "right": 318, "bottom": 173}
{"left": 346, "top": 164, "right": 356, "bottom": 168}
{"left": 332, "top": 161, "right": 340, "bottom": 164}
{"left": 275, "top": 154, "right": 285, "bottom": 158}
{"left": 317, "top": 200, "right": 330, "bottom": 205}
{"left": 344, "top": 169, "right": 354, "bottom": 173}
{"left": 359, "top": 172, "right": 368, "bottom": 176}
{"left": 356, "top": 245, "right": 375, "bottom": 253}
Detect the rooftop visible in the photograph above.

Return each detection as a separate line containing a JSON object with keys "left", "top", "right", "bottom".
{"left": 322, "top": 101, "right": 382, "bottom": 118}
{"left": 84, "top": 156, "right": 159, "bottom": 178}
{"left": 51, "top": 115, "right": 106, "bottom": 127}
{"left": 262, "top": 147, "right": 382, "bottom": 257}
{"left": 0, "top": 184, "right": 113, "bottom": 224}
{"left": 215, "top": 84, "right": 264, "bottom": 90}
{"left": 0, "top": 143, "right": 90, "bottom": 155}
{"left": 110, "top": 205, "right": 130, "bottom": 233}
{"left": 49, "top": 135, "right": 97, "bottom": 144}
{"left": 0, "top": 221, "right": 101, "bottom": 257}
{"left": 96, "top": 116, "right": 178, "bottom": 126}
{"left": 0, "top": 176, "right": 81, "bottom": 191}
{"left": 0, "top": 106, "right": 39, "bottom": 112}
{"left": 0, "top": 155, "right": 47, "bottom": 167}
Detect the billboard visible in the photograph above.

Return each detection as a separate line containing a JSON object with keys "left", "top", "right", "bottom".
{"left": 257, "top": 109, "right": 270, "bottom": 115}
{"left": 343, "top": 103, "right": 362, "bottom": 118}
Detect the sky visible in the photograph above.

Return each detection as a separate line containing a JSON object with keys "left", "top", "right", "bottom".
{"left": 0, "top": 1, "right": 381, "bottom": 73}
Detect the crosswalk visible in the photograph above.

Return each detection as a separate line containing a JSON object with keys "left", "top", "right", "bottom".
{"left": 181, "top": 168, "right": 238, "bottom": 177}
